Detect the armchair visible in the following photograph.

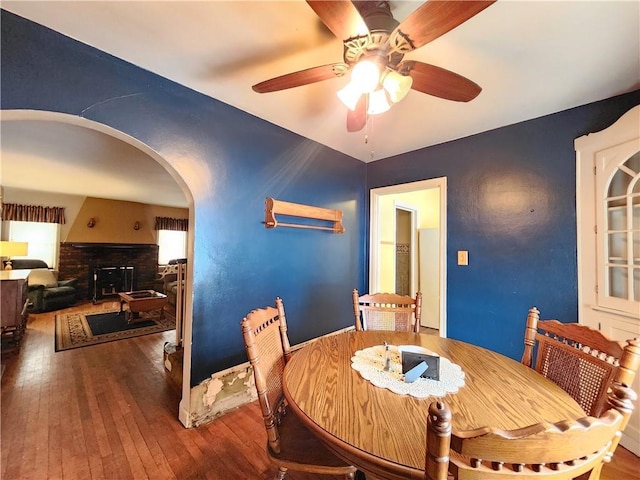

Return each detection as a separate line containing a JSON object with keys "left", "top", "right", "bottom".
{"left": 8, "top": 259, "right": 78, "bottom": 313}
{"left": 156, "top": 258, "right": 186, "bottom": 307}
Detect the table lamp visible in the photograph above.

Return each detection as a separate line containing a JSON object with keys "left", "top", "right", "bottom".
{"left": 0, "top": 241, "right": 29, "bottom": 270}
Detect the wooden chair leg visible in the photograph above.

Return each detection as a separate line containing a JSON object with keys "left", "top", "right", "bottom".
{"left": 273, "top": 467, "right": 287, "bottom": 480}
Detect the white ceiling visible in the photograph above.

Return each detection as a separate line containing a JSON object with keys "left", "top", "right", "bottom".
{"left": 1, "top": 118, "right": 190, "bottom": 208}
{"left": 1, "top": 1, "right": 639, "bottom": 207}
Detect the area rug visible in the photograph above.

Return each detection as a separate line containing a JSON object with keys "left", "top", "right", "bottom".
{"left": 55, "top": 309, "right": 175, "bottom": 351}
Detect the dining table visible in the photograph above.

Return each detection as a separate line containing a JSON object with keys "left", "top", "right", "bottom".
{"left": 282, "top": 330, "right": 587, "bottom": 480}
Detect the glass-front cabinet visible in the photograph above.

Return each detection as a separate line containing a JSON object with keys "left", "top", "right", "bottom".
{"left": 576, "top": 104, "right": 640, "bottom": 455}
{"left": 599, "top": 149, "right": 640, "bottom": 314}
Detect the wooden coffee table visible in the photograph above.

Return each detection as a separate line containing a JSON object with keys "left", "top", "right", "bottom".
{"left": 118, "top": 290, "right": 167, "bottom": 324}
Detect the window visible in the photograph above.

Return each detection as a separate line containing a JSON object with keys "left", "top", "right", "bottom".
{"left": 158, "top": 229, "right": 187, "bottom": 265}
{"left": 9, "top": 221, "right": 59, "bottom": 268}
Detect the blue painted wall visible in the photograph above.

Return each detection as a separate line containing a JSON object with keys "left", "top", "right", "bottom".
{"left": 1, "top": 11, "right": 367, "bottom": 385}
{"left": 3, "top": 10, "right": 639, "bottom": 383}
{"left": 367, "top": 90, "right": 640, "bottom": 360}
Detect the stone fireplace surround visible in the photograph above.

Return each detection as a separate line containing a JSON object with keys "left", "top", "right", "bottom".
{"left": 59, "top": 243, "right": 159, "bottom": 301}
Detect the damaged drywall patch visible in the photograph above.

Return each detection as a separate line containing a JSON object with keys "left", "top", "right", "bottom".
{"left": 189, "top": 363, "right": 257, "bottom": 427}
{"left": 186, "top": 327, "right": 354, "bottom": 427}
{"left": 203, "top": 377, "right": 224, "bottom": 406}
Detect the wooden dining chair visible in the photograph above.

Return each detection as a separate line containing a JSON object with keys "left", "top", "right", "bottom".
{"left": 425, "top": 381, "right": 637, "bottom": 480}
{"left": 521, "top": 306, "right": 640, "bottom": 417}
{"left": 241, "top": 297, "right": 357, "bottom": 480}
{"left": 352, "top": 289, "right": 423, "bottom": 333}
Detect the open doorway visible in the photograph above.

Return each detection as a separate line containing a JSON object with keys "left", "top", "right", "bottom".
{"left": 394, "top": 204, "right": 417, "bottom": 296}
{"left": 370, "top": 178, "right": 447, "bottom": 336}
{"left": 1, "top": 110, "right": 195, "bottom": 427}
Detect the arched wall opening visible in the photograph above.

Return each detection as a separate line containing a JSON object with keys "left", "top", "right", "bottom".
{"left": 1, "top": 110, "right": 195, "bottom": 426}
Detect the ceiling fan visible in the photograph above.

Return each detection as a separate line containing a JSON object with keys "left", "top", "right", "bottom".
{"left": 252, "top": 1, "right": 495, "bottom": 133}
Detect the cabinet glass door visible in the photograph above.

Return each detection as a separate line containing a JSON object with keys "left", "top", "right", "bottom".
{"left": 603, "top": 151, "right": 640, "bottom": 310}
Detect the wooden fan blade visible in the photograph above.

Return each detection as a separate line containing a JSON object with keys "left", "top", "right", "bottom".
{"left": 306, "top": 1, "right": 369, "bottom": 41}
{"left": 389, "top": 1, "right": 495, "bottom": 53}
{"left": 347, "top": 95, "right": 367, "bottom": 132}
{"left": 252, "top": 63, "right": 349, "bottom": 93}
{"left": 398, "top": 61, "right": 481, "bottom": 102}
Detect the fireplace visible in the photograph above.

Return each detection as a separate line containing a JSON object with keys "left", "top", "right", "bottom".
{"left": 91, "top": 265, "right": 135, "bottom": 303}
{"left": 58, "top": 243, "right": 159, "bottom": 301}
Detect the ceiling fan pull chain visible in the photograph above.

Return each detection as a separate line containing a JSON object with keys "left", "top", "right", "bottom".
{"left": 364, "top": 93, "right": 370, "bottom": 145}
{"left": 367, "top": 115, "right": 375, "bottom": 160}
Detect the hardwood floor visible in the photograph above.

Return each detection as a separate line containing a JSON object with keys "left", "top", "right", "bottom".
{"left": 2, "top": 302, "right": 639, "bottom": 479}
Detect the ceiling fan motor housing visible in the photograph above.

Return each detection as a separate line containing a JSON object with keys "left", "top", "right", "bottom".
{"left": 345, "top": 1, "right": 403, "bottom": 69}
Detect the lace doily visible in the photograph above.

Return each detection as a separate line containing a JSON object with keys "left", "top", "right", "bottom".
{"left": 351, "top": 344, "right": 465, "bottom": 398}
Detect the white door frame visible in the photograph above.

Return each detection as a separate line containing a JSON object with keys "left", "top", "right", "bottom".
{"left": 370, "top": 178, "right": 447, "bottom": 336}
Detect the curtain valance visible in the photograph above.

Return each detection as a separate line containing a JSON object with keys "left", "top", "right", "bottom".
{"left": 2, "top": 203, "right": 66, "bottom": 224}
{"left": 155, "top": 216, "right": 188, "bottom": 231}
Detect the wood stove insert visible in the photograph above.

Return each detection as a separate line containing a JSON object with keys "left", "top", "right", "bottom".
{"left": 92, "top": 265, "right": 135, "bottom": 303}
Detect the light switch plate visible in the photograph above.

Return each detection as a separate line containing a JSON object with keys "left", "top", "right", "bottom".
{"left": 458, "top": 250, "right": 469, "bottom": 266}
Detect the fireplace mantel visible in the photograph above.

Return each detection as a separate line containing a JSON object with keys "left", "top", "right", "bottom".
{"left": 69, "top": 243, "right": 156, "bottom": 249}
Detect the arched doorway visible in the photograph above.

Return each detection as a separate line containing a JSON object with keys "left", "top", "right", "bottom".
{"left": 1, "top": 110, "right": 195, "bottom": 426}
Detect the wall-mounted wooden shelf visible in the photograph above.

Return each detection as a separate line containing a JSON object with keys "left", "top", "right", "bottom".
{"left": 264, "top": 197, "right": 345, "bottom": 234}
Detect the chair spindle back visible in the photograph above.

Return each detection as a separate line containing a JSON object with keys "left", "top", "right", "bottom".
{"left": 352, "top": 289, "right": 423, "bottom": 333}
{"left": 521, "top": 306, "right": 639, "bottom": 417}
{"left": 241, "top": 297, "right": 291, "bottom": 454}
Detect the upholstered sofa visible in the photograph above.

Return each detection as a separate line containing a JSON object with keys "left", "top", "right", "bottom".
{"left": 8, "top": 259, "right": 79, "bottom": 313}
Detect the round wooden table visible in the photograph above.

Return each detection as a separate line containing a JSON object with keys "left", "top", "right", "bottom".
{"left": 282, "top": 331, "right": 586, "bottom": 480}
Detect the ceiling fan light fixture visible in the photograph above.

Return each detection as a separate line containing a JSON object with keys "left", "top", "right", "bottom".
{"left": 252, "top": 0, "right": 494, "bottom": 132}
{"left": 337, "top": 82, "right": 363, "bottom": 111}
{"left": 367, "top": 89, "right": 391, "bottom": 115}
{"left": 382, "top": 70, "right": 413, "bottom": 104}
{"left": 351, "top": 59, "right": 381, "bottom": 94}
